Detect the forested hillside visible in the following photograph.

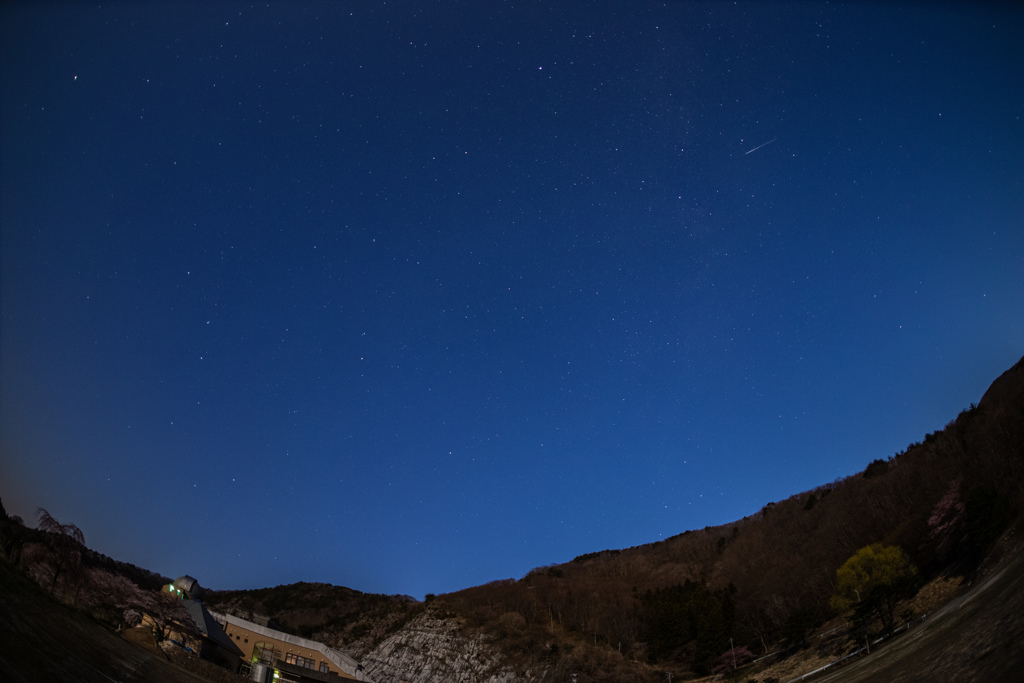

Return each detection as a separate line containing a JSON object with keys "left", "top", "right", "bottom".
{"left": 203, "top": 355, "right": 1023, "bottom": 682}
{"left": 205, "top": 581, "right": 422, "bottom": 658}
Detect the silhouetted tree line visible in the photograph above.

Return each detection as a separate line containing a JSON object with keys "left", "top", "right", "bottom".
{"left": 0, "top": 504, "right": 168, "bottom": 595}
{"left": 0, "top": 506, "right": 201, "bottom": 642}
{"left": 204, "top": 580, "right": 424, "bottom": 652}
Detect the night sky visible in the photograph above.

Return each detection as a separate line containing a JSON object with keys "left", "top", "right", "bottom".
{"left": 2, "top": 1, "right": 1022, "bottom": 600}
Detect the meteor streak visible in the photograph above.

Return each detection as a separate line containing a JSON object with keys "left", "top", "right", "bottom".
{"left": 745, "top": 137, "right": 777, "bottom": 155}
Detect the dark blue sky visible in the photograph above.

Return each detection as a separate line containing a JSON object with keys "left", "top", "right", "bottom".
{"left": 2, "top": 1, "right": 1022, "bottom": 599}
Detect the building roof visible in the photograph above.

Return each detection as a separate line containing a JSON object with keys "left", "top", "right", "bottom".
{"left": 172, "top": 575, "right": 203, "bottom": 599}
{"left": 208, "top": 610, "right": 371, "bottom": 681}
{"left": 182, "top": 599, "right": 244, "bottom": 657}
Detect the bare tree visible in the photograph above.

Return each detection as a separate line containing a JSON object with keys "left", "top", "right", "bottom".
{"left": 83, "top": 568, "right": 201, "bottom": 643}
{"left": 148, "top": 591, "right": 203, "bottom": 643}
{"left": 928, "top": 478, "right": 966, "bottom": 560}
{"left": 84, "top": 568, "right": 153, "bottom": 626}
{"left": 36, "top": 508, "right": 85, "bottom": 594}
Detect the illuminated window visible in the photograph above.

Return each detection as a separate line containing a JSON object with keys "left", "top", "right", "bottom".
{"left": 252, "top": 643, "right": 281, "bottom": 665}
{"left": 285, "top": 653, "right": 315, "bottom": 669}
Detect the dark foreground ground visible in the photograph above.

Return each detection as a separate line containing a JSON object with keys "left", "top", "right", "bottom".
{"left": 0, "top": 558, "right": 220, "bottom": 682}
{"left": 811, "top": 531, "right": 1024, "bottom": 683}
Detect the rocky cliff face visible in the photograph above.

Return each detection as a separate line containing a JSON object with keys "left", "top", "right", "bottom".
{"left": 360, "top": 612, "right": 533, "bottom": 683}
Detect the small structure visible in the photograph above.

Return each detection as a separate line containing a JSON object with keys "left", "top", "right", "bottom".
{"left": 161, "top": 576, "right": 244, "bottom": 671}
{"left": 208, "top": 609, "right": 372, "bottom": 682}
{"left": 167, "top": 575, "right": 203, "bottom": 600}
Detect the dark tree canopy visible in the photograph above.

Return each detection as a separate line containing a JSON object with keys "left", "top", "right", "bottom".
{"left": 643, "top": 580, "right": 734, "bottom": 674}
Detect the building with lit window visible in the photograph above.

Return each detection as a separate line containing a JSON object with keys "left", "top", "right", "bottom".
{"left": 159, "top": 576, "right": 245, "bottom": 671}
{"left": 208, "top": 609, "right": 372, "bottom": 682}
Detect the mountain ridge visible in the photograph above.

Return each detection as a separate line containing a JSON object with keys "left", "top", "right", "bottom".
{"left": 2, "top": 354, "right": 1020, "bottom": 682}
{"left": 202, "top": 354, "right": 1024, "bottom": 682}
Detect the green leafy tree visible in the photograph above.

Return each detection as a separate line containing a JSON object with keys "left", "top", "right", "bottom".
{"left": 830, "top": 544, "right": 918, "bottom": 634}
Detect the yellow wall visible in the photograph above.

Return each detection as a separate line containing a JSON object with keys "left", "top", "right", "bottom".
{"left": 221, "top": 621, "right": 355, "bottom": 679}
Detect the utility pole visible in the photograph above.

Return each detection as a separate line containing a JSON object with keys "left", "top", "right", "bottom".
{"left": 730, "top": 637, "right": 737, "bottom": 669}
